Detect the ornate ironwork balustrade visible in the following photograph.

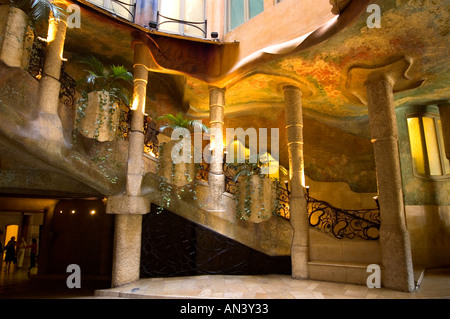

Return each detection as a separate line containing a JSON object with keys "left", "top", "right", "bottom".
{"left": 276, "top": 185, "right": 380, "bottom": 240}
{"left": 59, "top": 60, "right": 77, "bottom": 108}
{"left": 179, "top": 158, "right": 380, "bottom": 240}
{"left": 307, "top": 197, "right": 380, "bottom": 240}
{"left": 26, "top": 37, "right": 47, "bottom": 80}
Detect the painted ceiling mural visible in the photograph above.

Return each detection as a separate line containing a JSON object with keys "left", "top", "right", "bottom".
{"left": 178, "top": 0, "right": 449, "bottom": 192}
{"left": 63, "top": 0, "right": 449, "bottom": 193}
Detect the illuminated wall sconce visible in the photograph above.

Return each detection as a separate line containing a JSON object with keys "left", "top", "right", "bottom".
{"left": 71, "top": 210, "right": 76, "bottom": 214}
{"left": 373, "top": 195, "right": 379, "bottom": 210}
{"left": 90, "top": 210, "right": 96, "bottom": 215}
{"left": 59, "top": 210, "right": 63, "bottom": 214}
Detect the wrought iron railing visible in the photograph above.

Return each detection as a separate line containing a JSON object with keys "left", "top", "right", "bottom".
{"left": 307, "top": 197, "right": 380, "bottom": 240}
{"left": 26, "top": 37, "right": 47, "bottom": 80}
{"left": 59, "top": 60, "right": 77, "bottom": 108}
{"left": 109, "top": 0, "right": 136, "bottom": 21}
{"left": 26, "top": 37, "right": 76, "bottom": 107}
{"left": 144, "top": 119, "right": 160, "bottom": 157}
{"left": 276, "top": 183, "right": 290, "bottom": 219}
{"left": 86, "top": 0, "right": 136, "bottom": 21}
{"left": 276, "top": 185, "right": 380, "bottom": 240}
{"left": 154, "top": 11, "right": 207, "bottom": 38}
{"left": 197, "top": 162, "right": 380, "bottom": 240}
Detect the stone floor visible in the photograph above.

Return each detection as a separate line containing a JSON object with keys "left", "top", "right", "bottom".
{"left": 95, "top": 268, "right": 450, "bottom": 299}
{"left": 0, "top": 266, "right": 449, "bottom": 299}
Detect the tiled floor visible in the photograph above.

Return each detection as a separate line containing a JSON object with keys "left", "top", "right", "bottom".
{"left": 0, "top": 265, "right": 449, "bottom": 299}
{"left": 95, "top": 268, "right": 450, "bottom": 299}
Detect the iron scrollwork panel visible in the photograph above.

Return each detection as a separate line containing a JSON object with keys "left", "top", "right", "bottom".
{"left": 307, "top": 198, "right": 380, "bottom": 240}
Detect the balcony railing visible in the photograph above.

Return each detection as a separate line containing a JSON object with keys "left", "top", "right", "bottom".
{"left": 26, "top": 37, "right": 76, "bottom": 108}
{"left": 86, "top": 0, "right": 136, "bottom": 22}
{"left": 152, "top": 11, "right": 207, "bottom": 38}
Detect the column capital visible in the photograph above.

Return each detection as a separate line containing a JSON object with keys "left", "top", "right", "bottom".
{"left": 208, "top": 85, "right": 226, "bottom": 93}
{"left": 346, "top": 57, "right": 425, "bottom": 105}
{"left": 282, "top": 85, "right": 302, "bottom": 93}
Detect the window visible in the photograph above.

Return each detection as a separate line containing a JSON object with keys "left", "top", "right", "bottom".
{"left": 407, "top": 114, "right": 450, "bottom": 178}
{"left": 86, "top": 0, "right": 136, "bottom": 21}
{"left": 227, "top": 0, "right": 264, "bottom": 31}
{"left": 158, "top": 0, "right": 206, "bottom": 37}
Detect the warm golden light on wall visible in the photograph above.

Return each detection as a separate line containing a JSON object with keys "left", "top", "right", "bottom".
{"left": 131, "top": 97, "right": 139, "bottom": 111}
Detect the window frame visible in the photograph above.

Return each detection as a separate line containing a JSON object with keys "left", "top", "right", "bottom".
{"left": 157, "top": 0, "right": 207, "bottom": 38}
{"left": 226, "top": 0, "right": 265, "bottom": 32}
{"left": 406, "top": 112, "right": 450, "bottom": 181}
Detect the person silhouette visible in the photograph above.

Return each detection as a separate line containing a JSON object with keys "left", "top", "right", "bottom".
{"left": 4, "top": 236, "right": 17, "bottom": 272}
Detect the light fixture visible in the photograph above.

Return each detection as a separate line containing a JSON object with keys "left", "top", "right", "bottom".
{"left": 373, "top": 196, "right": 379, "bottom": 210}
{"left": 71, "top": 210, "right": 76, "bottom": 214}
{"left": 90, "top": 210, "right": 96, "bottom": 215}
{"left": 59, "top": 210, "right": 63, "bottom": 214}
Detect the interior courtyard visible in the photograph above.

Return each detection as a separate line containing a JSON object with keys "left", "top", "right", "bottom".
{"left": 0, "top": 0, "right": 449, "bottom": 300}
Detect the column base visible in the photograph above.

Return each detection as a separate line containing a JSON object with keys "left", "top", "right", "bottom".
{"left": 111, "top": 214, "right": 142, "bottom": 287}
{"left": 291, "top": 244, "right": 309, "bottom": 279}
{"left": 380, "top": 226, "right": 415, "bottom": 292}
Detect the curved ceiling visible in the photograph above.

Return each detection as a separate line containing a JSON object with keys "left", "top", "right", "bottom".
{"left": 60, "top": 0, "right": 449, "bottom": 192}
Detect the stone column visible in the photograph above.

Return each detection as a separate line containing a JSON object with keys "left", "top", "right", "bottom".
{"left": 35, "top": 18, "right": 67, "bottom": 144}
{"left": 111, "top": 214, "right": 142, "bottom": 287}
{"left": 127, "top": 62, "right": 148, "bottom": 197}
{"left": 207, "top": 86, "right": 225, "bottom": 211}
{"left": 283, "top": 85, "right": 309, "bottom": 279}
{"left": 438, "top": 103, "right": 450, "bottom": 161}
{"left": 366, "top": 78, "right": 415, "bottom": 292}
{"left": 108, "top": 43, "right": 150, "bottom": 287}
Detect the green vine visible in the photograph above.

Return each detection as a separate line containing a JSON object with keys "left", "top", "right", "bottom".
{"left": 156, "top": 141, "right": 199, "bottom": 214}
{"left": 227, "top": 155, "right": 287, "bottom": 221}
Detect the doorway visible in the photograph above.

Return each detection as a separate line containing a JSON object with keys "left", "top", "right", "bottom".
{"left": 2, "top": 225, "right": 18, "bottom": 260}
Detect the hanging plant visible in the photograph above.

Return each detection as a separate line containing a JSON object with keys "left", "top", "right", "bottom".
{"left": 155, "top": 112, "right": 209, "bottom": 213}
{"left": 74, "top": 55, "right": 133, "bottom": 142}
{"left": 227, "top": 154, "right": 288, "bottom": 222}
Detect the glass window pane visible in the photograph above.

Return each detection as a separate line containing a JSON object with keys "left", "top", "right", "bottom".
{"left": 249, "top": 0, "right": 264, "bottom": 19}
{"left": 184, "top": 0, "right": 205, "bottom": 37}
{"left": 230, "top": 0, "right": 245, "bottom": 30}
{"left": 423, "top": 117, "right": 443, "bottom": 175}
{"left": 111, "top": 0, "right": 135, "bottom": 21}
{"left": 437, "top": 119, "right": 450, "bottom": 175}
{"left": 160, "top": 0, "right": 181, "bottom": 33}
{"left": 407, "top": 117, "right": 426, "bottom": 175}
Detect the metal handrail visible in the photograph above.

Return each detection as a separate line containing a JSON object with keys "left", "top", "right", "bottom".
{"left": 109, "top": 0, "right": 136, "bottom": 20}
{"left": 156, "top": 11, "right": 207, "bottom": 38}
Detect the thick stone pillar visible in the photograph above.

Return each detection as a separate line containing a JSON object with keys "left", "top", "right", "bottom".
{"left": 111, "top": 214, "right": 142, "bottom": 287}
{"left": 366, "top": 79, "right": 415, "bottom": 292}
{"left": 283, "top": 85, "right": 309, "bottom": 279}
{"left": 34, "top": 18, "right": 67, "bottom": 144}
{"left": 108, "top": 43, "right": 150, "bottom": 287}
{"left": 207, "top": 86, "right": 225, "bottom": 211}
{"left": 438, "top": 103, "right": 450, "bottom": 161}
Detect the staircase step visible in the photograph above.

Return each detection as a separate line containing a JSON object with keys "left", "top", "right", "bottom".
{"left": 308, "top": 261, "right": 377, "bottom": 286}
